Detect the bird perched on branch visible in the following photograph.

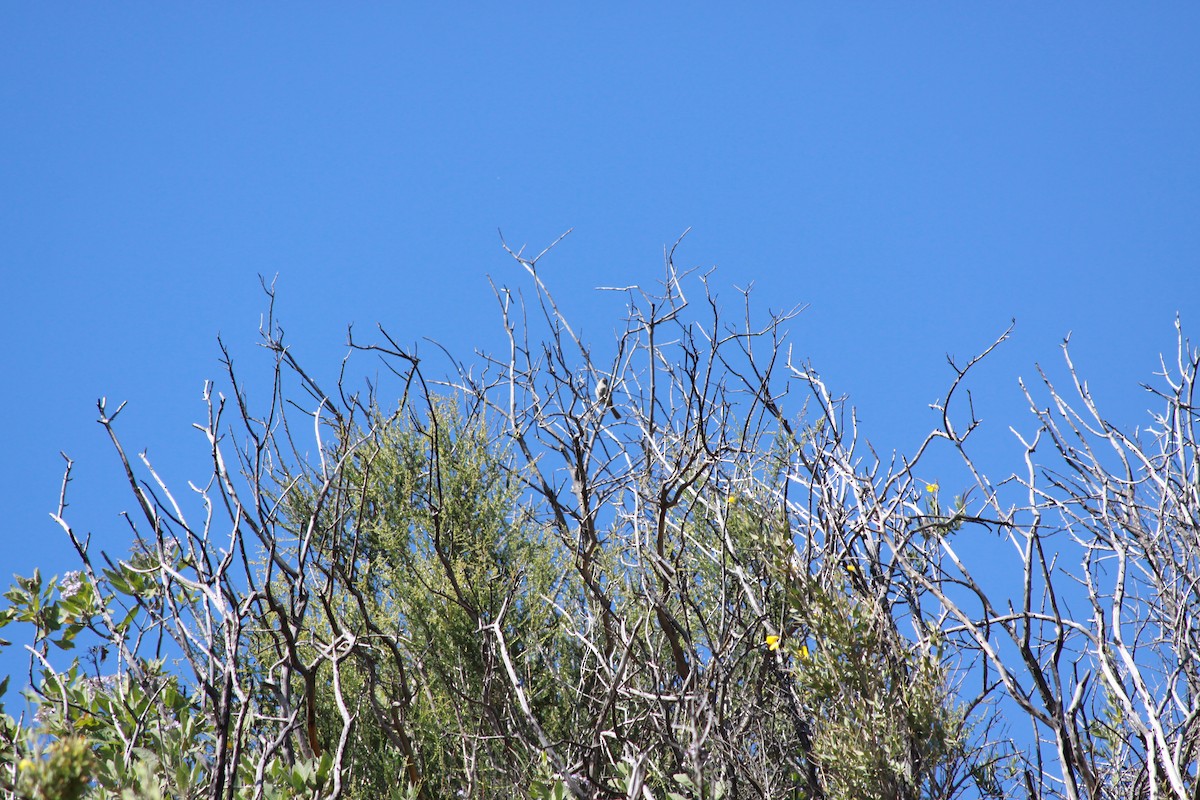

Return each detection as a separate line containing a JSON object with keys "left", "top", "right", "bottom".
{"left": 596, "top": 377, "right": 621, "bottom": 420}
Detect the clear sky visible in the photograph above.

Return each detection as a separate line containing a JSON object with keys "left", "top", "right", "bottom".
{"left": 2, "top": 7, "right": 1198, "bottom": 616}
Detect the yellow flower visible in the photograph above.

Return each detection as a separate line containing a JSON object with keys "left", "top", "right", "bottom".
{"left": 765, "top": 634, "right": 781, "bottom": 651}
{"left": 798, "top": 644, "right": 810, "bottom": 660}
{"left": 844, "top": 563, "right": 857, "bottom": 573}
{"left": 727, "top": 495, "right": 738, "bottom": 505}
{"left": 926, "top": 482, "right": 939, "bottom": 493}
{"left": 18, "top": 758, "right": 32, "bottom": 772}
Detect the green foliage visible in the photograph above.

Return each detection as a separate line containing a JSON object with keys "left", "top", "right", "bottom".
{"left": 0, "top": 569, "right": 94, "bottom": 653}
{"left": 8, "top": 267, "right": 1184, "bottom": 798}
{"left": 254, "top": 753, "right": 334, "bottom": 800}
{"left": 270, "top": 398, "right": 581, "bottom": 796}
{"left": 15, "top": 735, "right": 96, "bottom": 800}
{"left": 781, "top": 576, "right": 962, "bottom": 800}
{"left": 0, "top": 399, "right": 1002, "bottom": 797}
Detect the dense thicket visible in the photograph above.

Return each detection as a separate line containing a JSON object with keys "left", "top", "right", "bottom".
{"left": 2, "top": 243, "right": 1197, "bottom": 800}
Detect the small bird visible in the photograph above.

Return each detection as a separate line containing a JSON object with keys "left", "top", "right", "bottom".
{"left": 596, "top": 377, "right": 621, "bottom": 420}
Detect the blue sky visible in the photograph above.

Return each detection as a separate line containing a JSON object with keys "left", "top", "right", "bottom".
{"left": 2, "top": 6, "right": 1198, "bottom": 629}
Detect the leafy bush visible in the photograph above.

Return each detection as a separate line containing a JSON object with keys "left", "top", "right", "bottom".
{"left": 2, "top": 255, "right": 1197, "bottom": 799}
